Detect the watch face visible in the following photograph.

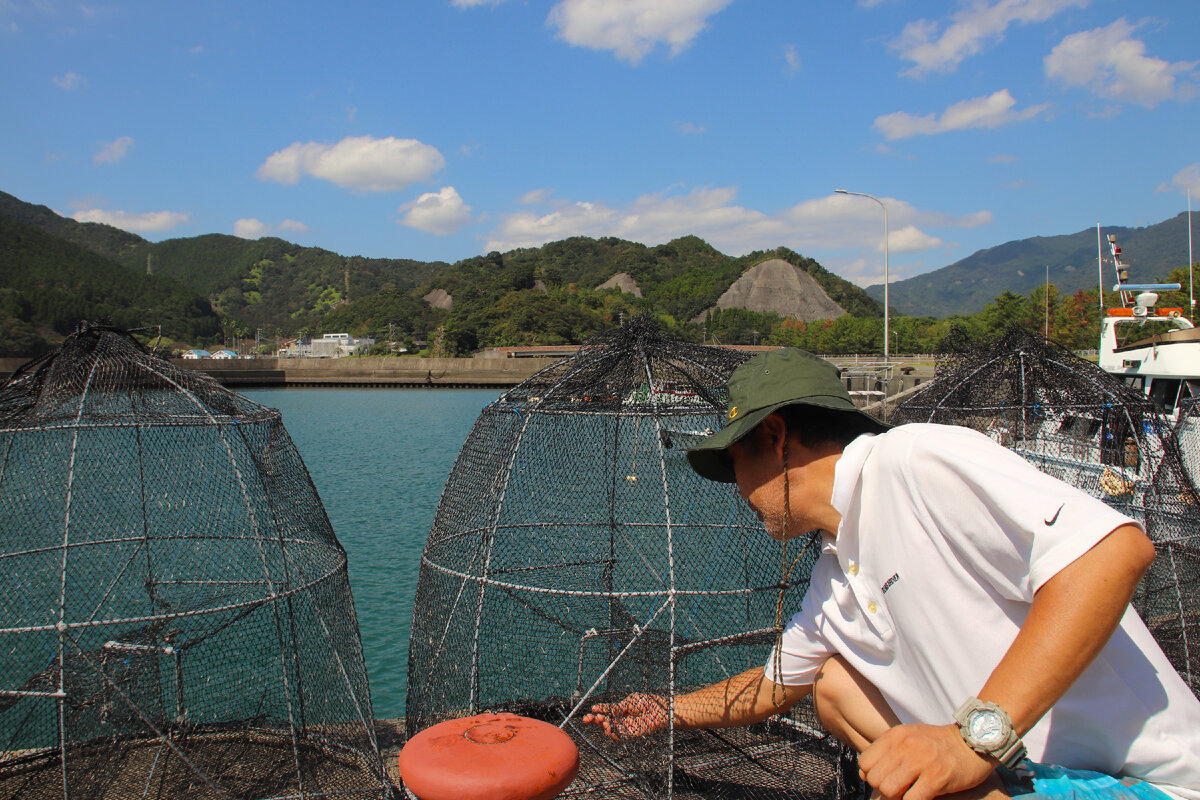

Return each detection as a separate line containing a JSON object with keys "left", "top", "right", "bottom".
{"left": 966, "top": 709, "right": 1007, "bottom": 748}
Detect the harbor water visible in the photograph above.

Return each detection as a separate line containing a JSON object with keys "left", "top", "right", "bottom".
{"left": 243, "top": 387, "right": 500, "bottom": 720}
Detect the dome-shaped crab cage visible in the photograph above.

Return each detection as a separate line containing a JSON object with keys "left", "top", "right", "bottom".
{"left": 892, "top": 327, "right": 1200, "bottom": 697}
{"left": 0, "top": 324, "right": 389, "bottom": 800}
{"left": 406, "top": 318, "right": 855, "bottom": 800}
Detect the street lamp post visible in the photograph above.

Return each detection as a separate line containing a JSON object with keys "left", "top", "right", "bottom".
{"left": 836, "top": 189, "right": 889, "bottom": 362}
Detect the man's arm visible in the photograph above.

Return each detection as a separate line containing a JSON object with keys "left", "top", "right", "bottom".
{"left": 582, "top": 667, "right": 811, "bottom": 739}
{"left": 858, "top": 523, "right": 1156, "bottom": 800}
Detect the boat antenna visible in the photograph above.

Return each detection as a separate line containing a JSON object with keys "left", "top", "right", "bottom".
{"left": 1189, "top": 187, "right": 1194, "bottom": 314}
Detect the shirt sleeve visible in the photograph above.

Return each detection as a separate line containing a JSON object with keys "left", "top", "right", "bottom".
{"left": 898, "top": 426, "right": 1142, "bottom": 600}
{"left": 763, "top": 558, "right": 836, "bottom": 687}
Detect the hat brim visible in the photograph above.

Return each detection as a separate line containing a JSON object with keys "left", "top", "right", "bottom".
{"left": 686, "top": 397, "right": 890, "bottom": 483}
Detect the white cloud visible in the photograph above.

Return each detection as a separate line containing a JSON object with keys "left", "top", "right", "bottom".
{"left": 71, "top": 208, "right": 189, "bottom": 233}
{"left": 874, "top": 89, "right": 1048, "bottom": 140}
{"left": 783, "top": 193, "right": 987, "bottom": 243}
{"left": 399, "top": 186, "right": 473, "bottom": 235}
{"left": 675, "top": 121, "right": 707, "bottom": 135}
{"left": 784, "top": 44, "right": 801, "bottom": 74}
{"left": 484, "top": 186, "right": 987, "bottom": 276}
{"left": 1168, "top": 164, "right": 1200, "bottom": 196}
{"left": 94, "top": 135, "right": 133, "bottom": 164}
{"left": 1044, "top": 18, "right": 1197, "bottom": 108}
{"left": 893, "top": 0, "right": 1087, "bottom": 78}
{"left": 488, "top": 201, "right": 620, "bottom": 251}
{"left": 256, "top": 135, "right": 445, "bottom": 192}
{"left": 889, "top": 224, "right": 943, "bottom": 253}
{"left": 53, "top": 71, "right": 82, "bottom": 90}
{"left": 234, "top": 218, "right": 310, "bottom": 239}
{"left": 547, "top": 0, "right": 733, "bottom": 65}
{"left": 234, "top": 218, "right": 269, "bottom": 239}
{"left": 987, "top": 153, "right": 1018, "bottom": 164}
{"left": 517, "top": 188, "right": 554, "bottom": 205}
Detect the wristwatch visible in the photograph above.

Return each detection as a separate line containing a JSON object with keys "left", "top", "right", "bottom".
{"left": 953, "top": 698, "right": 1027, "bottom": 770}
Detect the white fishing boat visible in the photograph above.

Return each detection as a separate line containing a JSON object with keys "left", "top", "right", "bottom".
{"left": 1097, "top": 232, "right": 1200, "bottom": 418}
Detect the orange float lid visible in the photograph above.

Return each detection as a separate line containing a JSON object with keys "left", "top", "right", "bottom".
{"left": 399, "top": 713, "right": 579, "bottom": 800}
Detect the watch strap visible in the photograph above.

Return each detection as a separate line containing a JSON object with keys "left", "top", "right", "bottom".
{"left": 953, "top": 698, "right": 1027, "bottom": 770}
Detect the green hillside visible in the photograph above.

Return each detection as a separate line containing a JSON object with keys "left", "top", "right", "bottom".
{"left": 0, "top": 190, "right": 147, "bottom": 264}
{"left": 0, "top": 189, "right": 881, "bottom": 354}
{"left": 873, "top": 213, "right": 1195, "bottom": 316}
{"left": 12, "top": 187, "right": 1187, "bottom": 357}
{"left": 316, "top": 237, "right": 883, "bottom": 353}
{"left": 125, "top": 234, "right": 448, "bottom": 334}
{"left": 0, "top": 215, "right": 220, "bottom": 355}
{"left": 0, "top": 191, "right": 449, "bottom": 337}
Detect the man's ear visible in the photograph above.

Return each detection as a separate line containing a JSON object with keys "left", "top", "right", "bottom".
{"left": 757, "top": 413, "right": 789, "bottom": 461}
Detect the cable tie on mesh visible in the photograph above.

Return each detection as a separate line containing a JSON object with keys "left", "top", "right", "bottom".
{"left": 103, "top": 641, "right": 176, "bottom": 655}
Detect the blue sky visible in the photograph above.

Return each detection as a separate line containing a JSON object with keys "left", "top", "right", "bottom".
{"left": 4, "top": 0, "right": 1199, "bottom": 290}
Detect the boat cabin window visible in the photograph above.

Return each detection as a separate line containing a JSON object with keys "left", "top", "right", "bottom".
{"left": 1148, "top": 378, "right": 1192, "bottom": 415}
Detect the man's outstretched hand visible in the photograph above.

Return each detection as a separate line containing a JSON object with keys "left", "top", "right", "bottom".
{"left": 582, "top": 693, "right": 671, "bottom": 740}
{"left": 858, "top": 723, "right": 998, "bottom": 800}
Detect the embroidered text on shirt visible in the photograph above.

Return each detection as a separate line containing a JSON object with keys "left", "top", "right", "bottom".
{"left": 882, "top": 573, "right": 900, "bottom": 594}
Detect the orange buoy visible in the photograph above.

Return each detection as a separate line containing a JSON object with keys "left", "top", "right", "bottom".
{"left": 398, "top": 713, "right": 579, "bottom": 800}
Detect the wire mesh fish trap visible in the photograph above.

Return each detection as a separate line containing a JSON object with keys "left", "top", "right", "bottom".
{"left": 892, "top": 326, "right": 1200, "bottom": 696}
{"left": 0, "top": 323, "right": 389, "bottom": 800}
{"left": 406, "top": 317, "right": 853, "bottom": 799}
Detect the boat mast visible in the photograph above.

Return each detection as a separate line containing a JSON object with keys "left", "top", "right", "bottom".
{"left": 1097, "top": 223, "right": 1104, "bottom": 311}
{"left": 1109, "top": 233, "right": 1131, "bottom": 308}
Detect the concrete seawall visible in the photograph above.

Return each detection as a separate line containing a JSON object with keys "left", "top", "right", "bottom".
{"left": 1, "top": 354, "right": 930, "bottom": 393}
{"left": 0, "top": 356, "right": 562, "bottom": 388}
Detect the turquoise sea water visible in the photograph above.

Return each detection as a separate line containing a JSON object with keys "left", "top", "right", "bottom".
{"left": 242, "top": 387, "right": 500, "bottom": 720}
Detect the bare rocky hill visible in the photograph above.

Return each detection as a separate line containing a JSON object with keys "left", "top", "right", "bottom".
{"left": 596, "top": 272, "right": 643, "bottom": 297}
{"left": 692, "top": 258, "right": 846, "bottom": 322}
{"left": 423, "top": 288, "right": 453, "bottom": 310}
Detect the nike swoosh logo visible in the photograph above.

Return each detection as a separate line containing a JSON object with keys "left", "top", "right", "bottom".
{"left": 1045, "top": 503, "right": 1065, "bottom": 525}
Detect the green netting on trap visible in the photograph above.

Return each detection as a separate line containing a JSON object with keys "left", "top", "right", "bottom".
{"left": 892, "top": 326, "right": 1200, "bottom": 697}
{"left": 0, "top": 323, "right": 389, "bottom": 800}
{"left": 405, "top": 317, "right": 859, "bottom": 800}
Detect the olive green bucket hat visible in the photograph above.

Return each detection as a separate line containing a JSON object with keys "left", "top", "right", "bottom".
{"left": 687, "top": 348, "right": 890, "bottom": 483}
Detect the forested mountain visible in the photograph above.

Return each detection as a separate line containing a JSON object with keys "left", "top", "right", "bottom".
{"left": 387, "top": 236, "right": 881, "bottom": 353}
{"left": 125, "top": 234, "right": 448, "bottom": 335}
{"left": 872, "top": 213, "right": 1195, "bottom": 316}
{"left": 0, "top": 191, "right": 449, "bottom": 340}
{"left": 0, "top": 190, "right": 880, "bottom": 355}
{"left": 3, "top": 187, "right": 1192, "bottom": 359}
{"left": 0, "top": 190, "right": 146, "bottom": 262}
{"left": 0, "top": 215, "right": 220, "bottom": 356}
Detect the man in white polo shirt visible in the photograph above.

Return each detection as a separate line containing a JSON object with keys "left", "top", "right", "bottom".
{"left": 583, "top": 348, "right": 1200, "bottom": 800}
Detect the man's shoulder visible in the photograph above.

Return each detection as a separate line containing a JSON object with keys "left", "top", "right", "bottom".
{"left": 864, "top": 422, "right": 981, "bottom": 452}
{"left": 876, "top": 422, "right": 997, "bottom": 451}
{"left": 857, "top": 423, "right": 1010, "bottom": 476}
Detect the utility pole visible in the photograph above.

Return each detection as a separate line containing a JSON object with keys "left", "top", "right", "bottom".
{"left": 1045, "top": 264, "right": 1049, "bottom": 339}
